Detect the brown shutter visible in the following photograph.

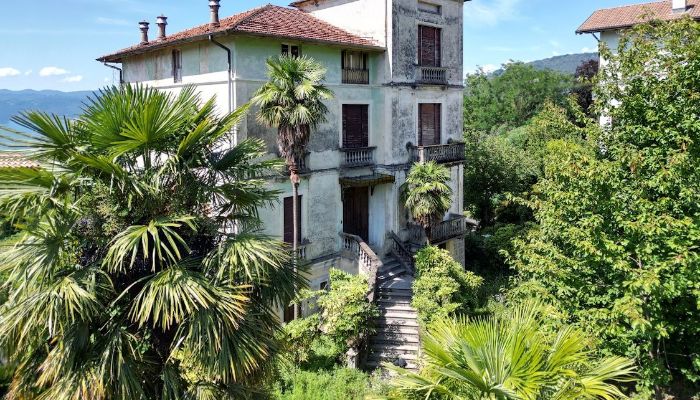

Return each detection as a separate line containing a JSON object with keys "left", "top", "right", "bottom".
{"left": 343, "top": 105, "right": 369, "bottom": 148}
{"left": 418, "top": 26, "right": 441, "bottom": 67}
{"left": 419, "top": 104, "right": 441, "bottom": 146}
{"left": 283, "top": 196, "right": 302, "bottom": 244}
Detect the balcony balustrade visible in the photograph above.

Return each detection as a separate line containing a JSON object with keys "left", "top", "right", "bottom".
{"left": 431, "top": 214, "right": 469, "bottom": 244}
{"left": 342, "top": 68, "right": 370, "bottom": 84}
{"left": 417, "top": 66, "right": 448, "bottom": 84}
{"left": 411, "top": 141, "right": 465, "bottom": 164}
{"left": 340, "top": 146, "right": 375, "bottom": 168}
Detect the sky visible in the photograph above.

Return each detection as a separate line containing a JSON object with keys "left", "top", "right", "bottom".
{"left": 0, "top": 0, "right": 631, "bottom": 92}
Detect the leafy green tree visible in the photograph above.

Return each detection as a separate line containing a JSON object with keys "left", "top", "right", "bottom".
{"left": 412, "top": 246, "right": 483, "bottom": 326}
{"left": 389, "top": 302, "right": 636, "bottom": 399}
{"left": 509, "top": 19, "right": 700, "bottom": 397}
{"left": 0, "top": 86, "right": 303, "bottom": 399}
{"left": 401, "top": 161, "right": 453, "bottom": 242}
{"left": 464, "top": 63, "right": 573, "bottom": 133}
{"left": 252, "top": 56, "right": 334, "bottom": 319}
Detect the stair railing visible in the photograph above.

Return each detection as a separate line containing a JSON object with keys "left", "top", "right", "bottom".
{"left": 389, "top": 231, "right": 415, "bottom": 276}
{"left": 339, "top": 233, "right": 382, "bottom": 303}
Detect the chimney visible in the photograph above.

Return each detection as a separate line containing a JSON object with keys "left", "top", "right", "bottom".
{"left": 209, "top": 0, "right": 221, "bottom": 27}
{"left": 139, "top": 21, "right": 150, "bottom": 44}
{"left": 672, "top": 0, "right": 687, "bottom": 12}
{"left": 156, "top": 15, "right": 168, "bottom": 39}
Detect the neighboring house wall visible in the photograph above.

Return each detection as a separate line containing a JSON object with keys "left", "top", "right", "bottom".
{"left": 116, "top": 0, "right": 467, "bottom": 298}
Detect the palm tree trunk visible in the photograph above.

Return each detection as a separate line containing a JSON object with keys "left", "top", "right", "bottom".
{"left": 291, "top": 175, "right": 301, "bottom": 320}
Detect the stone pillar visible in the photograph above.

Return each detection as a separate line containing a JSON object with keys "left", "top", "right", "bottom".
{"left": 448, "top": 238, "right": 466, "bottom": 268}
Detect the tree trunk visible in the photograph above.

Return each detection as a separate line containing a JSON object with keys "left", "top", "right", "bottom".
{"left": 291, "top": 174, "right": 301, "bottom": 320}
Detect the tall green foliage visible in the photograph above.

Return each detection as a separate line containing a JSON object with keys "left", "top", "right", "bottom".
{"left": 509, "top": 19, "right": 700, "bottom": 397}
{"left": 412, "top": 246, "right": 483, "bottom": 326}
{"left": 0, "top": 86, "right": 302, "bottom": 399}
{"left": 389, "top": 302, "right": 636, "bottom": 399}
{"left": 401, "top": 162, "right": 453, "bottom": 242}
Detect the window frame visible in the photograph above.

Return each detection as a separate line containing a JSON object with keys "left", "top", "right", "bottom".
{"left": 418, "top": 25, "right": 442, "bottom": 67}
{"left": 281, "top": 43, "right": 301, "bottom": 58}
{"left": 172, "top": 49, "right": 183, "bottom": 83}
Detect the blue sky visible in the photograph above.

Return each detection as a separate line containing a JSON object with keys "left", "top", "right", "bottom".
{"left": 0, "top": 0, "right": 628, "bottom": 91}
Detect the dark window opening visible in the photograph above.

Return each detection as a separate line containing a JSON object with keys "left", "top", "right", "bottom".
{"left": 342, "top": 104, "right": 369, "bottom": 149}
{"left": 172, "top": 49, "right": 182, "bottom": 83}
{"left": 320, "top": 281, "right": 328, "bottom": 291}
{"left": 281, "top": 44, "right": 301, "bottom": 58}
{"left": 283, "top": 304, "right": 295, "bottom": 323}
{"left": 283, "top": 196, "right": 302, "bottom": 244}
{"left": 418, "top": 25, "right": 442, "bottom": 67}
{"left": 419, "top": 103, "right": 441, "bottom": 146}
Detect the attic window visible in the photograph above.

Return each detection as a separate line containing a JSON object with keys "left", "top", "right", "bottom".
{"left": 418, "top": 1, "right": 441, "bottom": 15}
{"left": 172, "top": 50, "right": 182, "bottom": 83}
{"left": 281, "top": 44, "right": 301, "bottom": 58}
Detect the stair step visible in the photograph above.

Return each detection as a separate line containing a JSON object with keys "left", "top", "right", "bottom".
{"left": 377, "top": 265, "right": 407, "bottom": 282}
{"left": 371, "top": 337, "right": 421, "bottom": 347}
{"left": 365, "top": 359, "right": 419, "bottom": 370}
{"left": 380, "top": 309, "right": 418, "bottom": 319}
{"left": 370, "top": 342, "right": 420, "bottom": 352}
{"left": 374, "top": 324, "right": 420, "bottom": 335}
{"left": 376, "top": 317, "right": 419, "bottom": 328}
{"left": 379, "top": 303, "right": 415, "bottom": 312}
{"left": 367, "top": 350, "right": 419, "bottom": 361}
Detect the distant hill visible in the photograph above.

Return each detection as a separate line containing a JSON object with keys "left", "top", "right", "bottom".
{"left": 528, "top": 53, "right": 599, "bottom": 75}
{"left": 0, "top": 89, "right": 94, "bottom": 125}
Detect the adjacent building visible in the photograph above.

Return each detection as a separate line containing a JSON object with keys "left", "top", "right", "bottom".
{"left": 98, "top": 0, "right": 471, "bottom": 322}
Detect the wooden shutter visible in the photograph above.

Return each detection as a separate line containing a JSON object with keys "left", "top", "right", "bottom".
{"left": 342, "top": 105, "right": 369, "bottom": 148}
{"left": 418, "top": 26, "right": 441, "bottom": 67}
{"left": 419, "top": 104, "right": 441, "bottom": 146}
{"left": 283, "top": 196, "right": 302, "bottom": 244}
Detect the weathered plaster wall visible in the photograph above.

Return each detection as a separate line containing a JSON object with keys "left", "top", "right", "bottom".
{"left": 295, "top": 0, "right": 389, "bottom": 47}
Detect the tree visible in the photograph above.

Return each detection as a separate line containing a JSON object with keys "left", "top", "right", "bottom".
{"left": 252, "top": 55, "right": 333, "bottom": 319}
{"left": 400, "top": 161, "right": 453, "bottom": 243}
{"left": 509, "top": 19, "right": 700, "bottom": 397}
{"left": 464, "top": 62, "right": 573, "bottom": 133}
{"left": 389, "top": 302, "right": 636, "bottom": 399}
{"left": 0, "top": 85, "right": 303, "bottom": 399}
{"left": 572, "top": 59, "right": 600, "bottom": 114}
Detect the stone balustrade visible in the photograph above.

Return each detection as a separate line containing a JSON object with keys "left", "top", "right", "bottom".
{"left": 411, "top": 141, "right": 465, "bottom": 164}
{"left": 340, "top": 146, "right": 375, "bottom": 168}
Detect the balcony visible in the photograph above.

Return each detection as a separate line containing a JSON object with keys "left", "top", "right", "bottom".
{"left": 432, "top": 214, "right": 469, "bottom": 244}
{"left": 340, "top": 147, "right": 375, "bottom": 168}
{"left": 410, "top": 141, "right": 465, "bottom": 164}
{"left": 294, "top": 239, "right": 311, "bottom": 261}
{"left": 342, "top": 68, "right": 369, "bottom": 84}
{"left": 417, "top": 66, "right": 448, "bottom": 84}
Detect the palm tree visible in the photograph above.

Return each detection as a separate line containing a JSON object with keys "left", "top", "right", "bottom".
{"left": 401, "top": 161, "right": 453, "bottom": 243}
{"left": 389, "top": 302, "right": 636, "bottom": 399}
{"left": 252, "top": 55, "right": 333, "bottom": 319}
{"left": 0, "top": 85, "right": 305, "bottom": 399}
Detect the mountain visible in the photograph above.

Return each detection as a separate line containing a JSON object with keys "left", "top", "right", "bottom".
{"left": 0, "top": 89, "right": 94, "bottom": 125}
{"left": 527, "top": 53, "right": 599, "bottom": 75}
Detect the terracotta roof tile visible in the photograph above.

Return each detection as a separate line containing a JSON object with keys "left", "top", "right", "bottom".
{"left": 0, "top": 153, "right": 40, "bottom": 169}
{"left": 98, "top": 4, "right": 382, "bottom": 62}
{"left": 577, "top": 0, "right": 700, "bottom": 34}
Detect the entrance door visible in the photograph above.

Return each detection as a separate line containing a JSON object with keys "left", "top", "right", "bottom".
{"left": 343, "top": 187, "right": 369, "bottom": 241}
{"left": 419, "top": 103, "right": 441, "bottom": 146}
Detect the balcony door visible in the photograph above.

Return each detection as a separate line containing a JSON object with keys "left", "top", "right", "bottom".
{"left": 419, "top": 103, "right": 441, "bottom": 146}
{"left": 342, "top": 104, "right": 369, "bottom": 149}
{"left": 343, "top": 187, "right": 369, "bottom": 242}
{"left": 418, "top": 25, "right": 441, "bottom": 67}
{"left": 283, "top": 195, "right": 302, "bottom": 244}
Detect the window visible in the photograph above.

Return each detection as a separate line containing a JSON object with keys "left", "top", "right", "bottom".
{"left": 418, "top": 25, "right": 441, "bottom": 67}
{"left": 283, "top": 304, "right": 295, "bottom": 323}
{"left": 342, "top": 50, "right": 370, "bottom": 84}
{"left": 283, "top": 196, "right": 302, "bottom": 244}
{"left": 418, "top": 103, "right": 441, "bottom": 146}
{"left": 320, "top": 281, "right": 328, "bottom": 291}
{"left": 418, "top": 1, "right": 441, "bottom": 14}
{"left": 172, "top": 50, "right": 182, "bottom": 83}
{"left": 342, "top": 104, "right": 369, "bottom": 149}
{"left": 281, "top": 44, "right": 301, "bottom": 58}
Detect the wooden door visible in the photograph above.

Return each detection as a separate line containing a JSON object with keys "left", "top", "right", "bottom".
{"left": 419, "top": 103, "right": 441, "bottom": 146}
{"left": 342, "top": 104, "right": 369, "bottom": 149}
{"left": 283, "top": 195, "right": 302, "bottom": 244}
{"left": 343, "top": 187, "right": 369, "bottom": 241}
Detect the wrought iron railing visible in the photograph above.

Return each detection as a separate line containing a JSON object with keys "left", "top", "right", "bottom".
{"left": 418, "top": 66, "right": 448, "bottom": 84}
{"left": 340, "top": 146, "right": 375, "bottom": 168}
{"left": 411, "top": 141, "right": 465, "bottom": 164}
{"left": 342, "top": 68, "right": 370, "bottom": 84}
{"left": 432, "top": 214, "right": 468, "bottom": 244}
{"left": 388, "top": 231, "right": 415, "bottom": 275}
{"left": 340, "top": 232, "right": 381, "bottom": 303}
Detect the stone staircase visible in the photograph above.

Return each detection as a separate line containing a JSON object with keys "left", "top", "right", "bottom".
{"left": 365, "top": 254, "right": 421, "bottom": 371}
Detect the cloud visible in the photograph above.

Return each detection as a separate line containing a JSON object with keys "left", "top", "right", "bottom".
{"left": 96, "top": 17, "right": 130, "bottom": 26}
{"left": 464, "top": 0, "right": 522, "bottom": 27}
{"left": 0, "top": 67, "right": 21, "bottom": 78}
{"left": 24, "top": 70, "right": 32, "bottom": 76}
{"left": 39, "top": 67, "right": 69, "bottom": 77}
{"left": 581, "top": 47, "right": 595, "bottom": 53}
{"left": 62, "top": 75, "right": 83, "bottom": 83}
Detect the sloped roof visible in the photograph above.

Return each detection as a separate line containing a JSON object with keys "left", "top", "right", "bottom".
{"left": 98, "top": 4, "right": 383, "bottom": 62}
{"left": 0, "top": 153, "right": 40, "bottom": 169}
{"left": 577, "top": 0, "right": 700, "bottom": 34}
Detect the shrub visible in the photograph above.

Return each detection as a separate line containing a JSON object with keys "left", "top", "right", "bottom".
{"left": 412, "top": 246, "right": 483, "bottom": 325}
{"left": 273, "top": 367, "right": 375, "bottom": 400}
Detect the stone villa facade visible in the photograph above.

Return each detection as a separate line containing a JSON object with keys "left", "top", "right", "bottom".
{"left": 99, "top": 0, "right": 470, "bottom": 329}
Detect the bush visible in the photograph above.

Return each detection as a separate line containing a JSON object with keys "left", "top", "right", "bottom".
{"left": 412, "top": 246, "right": 483, "bottom": 325}
{"left": 281, "top": 269, "right": 378, "bottom": 369}
{"left": 273, "top": 367, "right": 377, "bottom": 400}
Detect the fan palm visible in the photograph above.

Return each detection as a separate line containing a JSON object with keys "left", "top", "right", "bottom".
{"left": 400, "top": 161, "right": 453, "bottom": 243}
{"left": 0, "top": 85, "right": 305, "bottom": 399}
{"left": 388, "top": 302, "right": 636, "bottom": 399}
{"left": 251, "top": 55, "right": 333, "bottom": 319}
